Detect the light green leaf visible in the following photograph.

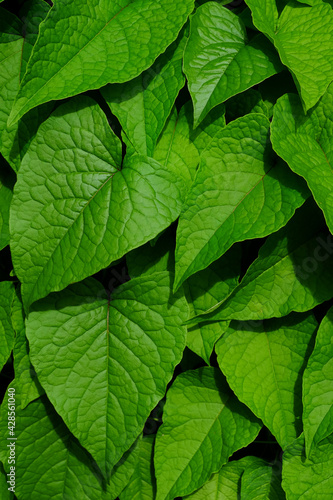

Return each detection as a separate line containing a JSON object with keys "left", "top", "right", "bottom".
{"left": 271, "top": 88, "right": 333, "bottom": 234}
{"left": 26, "top": 272, "right": 188, "bottom": 476}
{"left": 153, "top": 100, "right": 227, "bottom": 196}
{"left": 9, "top": 0, "right": 195, "bottom": 125}
{"left": 101, "top": 30, "right": 186, "bottom": 157}
{"left": 282, "top": 434, "right": 333, "bottom": 499}
{"left": 193, "top": 201, "right": 333, "bottom": 323}
{"left": 120, "top": 435, "right": 156, "bottom": 500}
{"left": 185, "top": 245, "right": 241, "bottom": 363}
{"left": 216, "top": 313, "right": 317, "bottom": 449}
{"left": 302, "top": 306, "right": 333, "bottom": 457}
{"left": 10, "top": 97, "right": 183, "bottom": 310}
{"left": 241, "top": 458, "right": 285, "bottom": 499}
{"left": 153, "top": 104, "right": 200, "bottom": 190}
{"left": 184, "top": 456, "right": 264, "bottom": 500}
{"left": 0, "top": 384, "right": 107, "bottom": 500}
{"left": 11, "top": 289, "right": 44, "bottom": 409}
{"left": 0, "top": 158, "right": 15, "bottom": 251}
{"left": 174, "top": 113, "right": 309, "bottom": 290}
{"left": 247, "top": 0, "right": 333, "bottom": 110}
{"left": 0, "top": 281, "right": 15, "bottom": 372}
{"left": 154, "top": 367, "right": 261, "bottom": 500}
{"left": 184, "top": 2, "right": 282, "bottom": 126}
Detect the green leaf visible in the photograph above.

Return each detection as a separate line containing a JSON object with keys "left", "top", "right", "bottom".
{"left": 0, "top": 384, "right": 107, "bottom": 500}
{"left": 247, "top": 0, "right": 333, "bottom": 110}
{"left": 127, "top": 228, "right": 175, "bottom": 278}
{"left": 183, "top": 2, "right": 282, "bottom": 126}
{"left": 0, "top": 8, "right": 22, "bottom": 43}
{"left": 216, "top": 313, "right": 317, "bottom": 449}
{"left": 101, "top": 30, "right": 186, "bottom": 157}
{"left": 120, "top": 435, "right": 156, "bottom": 500}
{"left": 282, "top": 434, "right": 333, "bottom": 499}
{"left": 154, "top": 367, "right": 261, "bottom": 500}
{"left": 271, "top": 88, "right": 333, "bottom": 234}
{"left": 225, "top": 89, "right": 269, "bottom": 121}
{"left": 11, "top": 289, "right": 44, "bottom": 409}
{"left": 302, "top": 306, "right": 333, "bottom": 457}
{"left": 153, "top": 104, "right": 200, "bottom": 191}
{"left": 26, "top": 272, "right": 188, "bottom": 476}
{"left": 0, "top": 462, "right": 13, "bottom": 500}
{"left": 185, "top": 245, "right": 241, "bottom": 363}
{"left": 0, "top": 158, "right": 15, "bottom": 251}
{"left": 0, "top": 281, "right": 15, "bottom": 372}
{"left": 174, "top": 113, "right": 309, "bottom": 290}
{"left": 8, "top": 0, "right": 195, "bottom": 125}
{"left": 184, "top": 456, "right": 265, "bottom": 500}
{"left": 241, "top": 458, "right": 285, "bottom": 499}
{"left": 107, "top": 438, "right": 142, "bottom": 500}
{"left": 19, "top": 0, "right": 51, "bottom": 79}
{"left": 193, "top": 201, "right": 333, "bottom": 323}
{"left": 10, "top": 96, "right": 183, "bottom": 310}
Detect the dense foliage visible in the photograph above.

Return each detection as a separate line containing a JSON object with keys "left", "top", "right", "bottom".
{"left": 0, "top": 0, "right": 333, "bottom": 498}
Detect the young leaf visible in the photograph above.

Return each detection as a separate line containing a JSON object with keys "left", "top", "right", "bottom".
{"left": 0, "top": 281, "right": 15, "bottom": 372}
{"left": 192, "top": 201, "right": 333, "bottom": 323}
{"left": 271, "top": 88, "right": 333, "bottom": 234}
{"left": 10, "top": 96, "right": 183, "bottom": 310}
{"left": 8, "top": 0, "right": 195, "bottom": 125}
{"left": 282, "top": 434, "right": 333, "bottom": 499}
{"left": 247, "top": 0, "right": 333, "bottom": 110}
{"left": 185, "top": 245, "right": 241, "bottom": 363}
{"left": 26, "top": 272, "right": 188, "bottom": 476}
{"left": 154, "top": 367, "right": 261, "bottom": 500}
{"left": 101, "top": 30, "right": 187, "bottom": 157}
{"left": 174, "top": 113, "right": 309, "bottom": 290}
{"left": 184, "top": 456, "right": 265, "bottom": 500}
{"left": 302, "top": 306, "right": 333, "bottom": 457}
{"left": 120, "top": 435, "right": 156, "bottom": 500}
{"left": 0, "top": 384, "right": 107, "bottom": 500}
{"left": 216, "top": 313, "right": 317, "bottom": 449}
{"left": 183, "top": 2, "right": 282, "bottom": 126}
{"left": 11, "top": 289, "right": 44, "bottom": 409}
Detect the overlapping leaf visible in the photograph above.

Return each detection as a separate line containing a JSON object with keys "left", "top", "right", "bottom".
{"left": 0, "top": 385, "right": 106, "bottom": 500}
{"left": 11, "top": 289, "right": 44, "bottom": 409}
{"left": 101, "top": 30, "right": 186, "bottom": 157}
{"left": 8, "top": 0, "right": 195, "bottom": 125}
{"left": 302, "top": 306, "right": 333, "bottom": 457}
{"left": 192, "top": 201, "right": 333, "bottom": 323}
{"left": 183, "top": 2, "right": 282, "bottom": 125}
{"left": 154, "top": 367, "right": 261, "bottom": 500}
{"left": 246, "top": 0, "right": 333, "bottom": 110}
{"left": 271, "top": 87, "right": 333, "bottom": 233}
{"left": 26, "top": 272, "right": 188, "bottom": 476}
{"left": 184, "top": 457, "right": 266, "bottom": 500}
{"left": 241, "top": 458, "right": 285, "bottom": 499}
{"left": 10, "top": 96, "right": 183, "bottom": 309}
{"left": 282, "top": 434, "right": 333, "bottom": 499}
{"left": 216, "top": 313, "right": 317, "bottom": 449}
{"left": 0, "top": 158, "right": 15, "bottom": 250}
{"left": 120, "top": 435, "right": 156, "bottom": 500}
{"left": 174, "top": 113, "right": 309, "bottom": 290}
{"left": 185, "top": 245, "right": 241, "bottom": 363}
{"left": 0, "top": 281, "right": 15, "bottom": 372}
